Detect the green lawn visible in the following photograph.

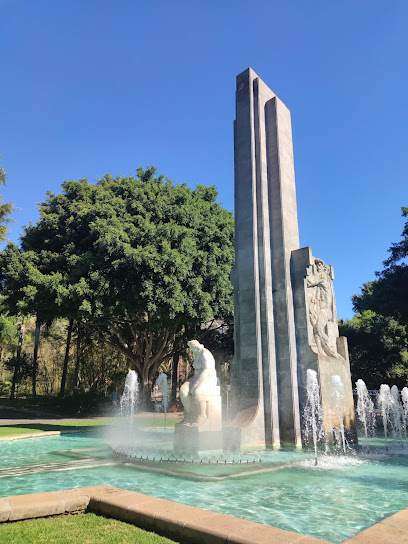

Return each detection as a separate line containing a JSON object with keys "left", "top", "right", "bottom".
{"left": 0, "top": 415, "right": 179, "bottom": 438}
{"left": 0, "top": 420, "right": 112, "bottom": 437}
{"left": 0, "top": 426, "right": 44, "bottom": 437}
{"left": 0, "top": 513, "right": 179, "bottom": 543}
{"left": 133, "top": 415, "right": 179, "bottom": 428}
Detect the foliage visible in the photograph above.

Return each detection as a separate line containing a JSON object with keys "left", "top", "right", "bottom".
{"left": 68, "top": 326, "right": 127, "bottom": 395}
{"left": 197, "top": 319, "right": 234, "bottom": 367}
{"left": 0, "top": 317, "right": 129, "bottom": 401}
{"left": 0, "top": 156, "right": 15, "bottom": 243}
{"left": 4, "top": 352, "right": 34, "bottom": 385}
{"left": 0, "top": 243, "right": 60, "bottom": 322}
{"left": 345, "top": 208, "right": 408, "bottom": 388}
{"left": 0, "top": 313, "right": 18, "bottom": 354}
{"left": 352, "top": 266, "right": 408, "bottom": 327}
{"left": 352, "top": 207, "right": 408, "bottom": 325}
{"left": 0, "top": 314, "right": 19, "bottom": 394}
{"left": 0, "top": 167, "right": 235, "bottom": 403}
{"left": 384, "top": 206, "right": 408, "bottom": 267}
{"left": 339, "top": 311, "right": 408, "bottom": 389}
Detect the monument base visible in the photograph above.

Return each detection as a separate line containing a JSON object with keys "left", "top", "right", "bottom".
{"left": 318, "top": 339, "right": 358, "bottom": 446}
{"left": 223, "top": 405, "right": 267, "bottom": 452}
{"left": 174, "top": 422, "right": 223, "bottom": 455}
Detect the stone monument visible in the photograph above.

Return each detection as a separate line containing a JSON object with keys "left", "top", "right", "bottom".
{"left": 228, "top": 68, "right": 356, "bottom": 449}
{"left": 174, "top": 340, "right": 222, "bottom": 454}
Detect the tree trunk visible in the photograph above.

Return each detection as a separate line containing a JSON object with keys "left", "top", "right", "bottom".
{"left": 140, "top": 378, "right": 153, "bottom": 410}
{"left": 10, "top": 324, "right": 25, "bottom": 400}
{"left": 73, "top": 323, "right": 81, "bottom": 395}
{"left": 59, "top": 319, "right": 74, "bottom": 397}
{"left": 32, "top": 319, "right": 41, "bottom": 397}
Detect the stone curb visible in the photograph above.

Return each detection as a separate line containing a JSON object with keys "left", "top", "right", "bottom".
{"left": 341, "top": 507, "right": 408, "bottom": 544}
{"left": 0, "top": 485, "right": 327, "bottom": 543}
{"left": 0, "top": 488, "right": 89, "bottom": 522}
{"left": 0, "top": 485, "right": 407, "bottom": 543}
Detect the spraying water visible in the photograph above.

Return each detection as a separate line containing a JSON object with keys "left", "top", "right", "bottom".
{"left": 356, "top": 379, "right": 375, "bottom": 448}
{"left": 402, "top": 387, "right": 408, "bottom": 434}
{"left": 330, "top": 375, "right": 347, "bottom": 454}
{"left": 155, "top": 372, "right": 169, "bottom": 429}
{"left": 120, "top": 370, "right": 139, "bottom": 426}
{"left": 390, "top": 385, "right": 404, "bottom": 440}
{"left": 378, "top": 384, "right": 394, "bottom": 447}
{"left": 303, "top": 369, "right": 325, "bottom": 466}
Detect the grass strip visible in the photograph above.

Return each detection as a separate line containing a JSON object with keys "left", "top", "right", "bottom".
{"left": 0, "top": 427, "right": 44, "bottom": 436}
{"left": 0, "top": 422, "right": 109, "bottom": 437}
{"left": 0, "top": 416, "right": 179, "bottom": 437}
{"left": 0, "top": 512, "right": 179, "bottom": 544}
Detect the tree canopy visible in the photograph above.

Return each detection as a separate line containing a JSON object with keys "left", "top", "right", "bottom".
{"left": 339, "top": 311, "right": 408, "bottom": 389}
{"left": 0, "top": 167, "right": 235, "bottom": 401}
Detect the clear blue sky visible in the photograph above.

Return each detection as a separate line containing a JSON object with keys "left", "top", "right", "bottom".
{"left": 1, "top": 0, "right": 407, "bottom": 319}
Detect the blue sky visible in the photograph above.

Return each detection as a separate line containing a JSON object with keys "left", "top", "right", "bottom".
{"left": 1, "top": 0, "right": 407, "bottom": 319}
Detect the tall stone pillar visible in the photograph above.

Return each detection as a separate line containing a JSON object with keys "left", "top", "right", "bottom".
{"left": 228, "top": 68, "right": 356, "bottom": 449}
{"left": 229, "top": 68, "right": 302, "bottom": 448}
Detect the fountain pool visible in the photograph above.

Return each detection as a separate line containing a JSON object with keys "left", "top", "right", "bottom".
{"left": 1, "top": 430, "right": 407, "bottom": 543}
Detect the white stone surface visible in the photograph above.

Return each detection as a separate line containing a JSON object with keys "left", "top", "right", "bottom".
{"left": 179, "top": 340, "right": 222, "bottom": 429}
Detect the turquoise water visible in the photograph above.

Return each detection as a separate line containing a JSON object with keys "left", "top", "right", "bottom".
{"left": 0, "top": 432, "right": 407, "bottom": 543}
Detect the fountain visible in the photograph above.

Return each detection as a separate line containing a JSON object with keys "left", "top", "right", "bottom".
{"left": 391, "top": 385, "right": 405, "bottom": 441}
{"left": 111, "top": 357, "right": 359, "bottom": 474}
{"left": 3, "top": 370, "right": 408, "bottom": 544}
{"left": 378, "top": 384, "right": 394, "bottom": 447}
{"left": 329, "top": 375, "right": 347, "bottom": 454}
{"left": 303, "top": 369, "right": 324, "bottom": 465}
{"left": 120, "top": 370, "right": 139, "bottom": 423}
{"left": 154, "top": 371, "right": 169, "bottom": 430}
{"left": 109, "top": 341, "right": 268, "bottom": 472}
{"left": 355, "top": 379, "right": 375, "bottom": 449}
{"left": 402, "top": 387, "right": 408, "bottom": 432}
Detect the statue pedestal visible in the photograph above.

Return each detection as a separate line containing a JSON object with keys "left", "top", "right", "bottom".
{"left": 174, "top": 391, "right": 223, "bottom": 455}
{"left": 174, "top": 423, "right": 223, "bottom": 455}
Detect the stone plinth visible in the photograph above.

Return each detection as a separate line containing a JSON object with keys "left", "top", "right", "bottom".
{"left": 174, "top": 424, "right": 223, "bottom": 455}
{"left": 292, "top": 247, "right": 357, "bottom": 444}
{"left": 185, "top": 386, "right": 222, "bottom": 431}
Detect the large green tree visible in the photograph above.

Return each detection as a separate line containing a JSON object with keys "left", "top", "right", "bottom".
{"left": 339, "top": 311, "right": 408, "bottom": 389}
{"left": 1, "top": 167, "right": 234, "bottom": 403}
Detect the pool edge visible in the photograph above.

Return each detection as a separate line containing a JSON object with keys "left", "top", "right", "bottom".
{"left": 0, "top": 485, "right": 327, "bottom": 543}
{"left": 1, "top": 485, "right": 407, "bottom": 543}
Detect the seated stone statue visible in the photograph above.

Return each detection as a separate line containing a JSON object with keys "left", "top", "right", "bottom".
{"left": 179, "top": 340, "right": 220, "bottom": 426}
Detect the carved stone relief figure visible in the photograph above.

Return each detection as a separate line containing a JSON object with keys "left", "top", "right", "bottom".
{"left": 306, "top": 258, "right": 339, "bottom": 358}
